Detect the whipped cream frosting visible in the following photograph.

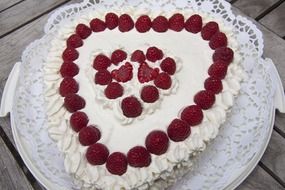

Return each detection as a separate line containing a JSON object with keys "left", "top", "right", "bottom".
{"left": 44, "top": 7, "right": 244, "bottom": 190}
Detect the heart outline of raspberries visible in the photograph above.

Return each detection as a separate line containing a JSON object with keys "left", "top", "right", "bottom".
{"left": 58, "top": 12, "right": 235, "bottom": 176}
{"left": 92, "top": 46, "right": 177, "bottom": 118}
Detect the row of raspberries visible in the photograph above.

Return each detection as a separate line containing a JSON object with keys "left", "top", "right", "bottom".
{"left": 62, "top": 13, "right": 228, "bottom": 62}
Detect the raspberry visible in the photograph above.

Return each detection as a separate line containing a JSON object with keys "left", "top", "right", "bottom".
{"left": 169, "top": 13, "right": 185, "bottom": 32}
{"left": 127, "top": 146, "right": 151, "bottom": 167}
{"left": 95, "top": 70, "right": 112, "bottom": 85}
{"left": 62, "top": 48, "right": 79, "bottom": 62}
{"left": 137, "top": 62, "right": 159, "bottom": 83}
{"left": 185, "top": 14, "right": 202, "bottom": 33}
{"left": 60, "top": 62, "right": 79, "bottom": 77}
{"left": 140, "top": 85, "right": 159, "bottom": 103}
{"left": 135, "top": 15, "right": 152, "bottom": 33}
{"left": 105, "top": 12, "right": 119, "bottom": 30}
{"left": 146, "top": 47, "right": 163, "bottom": 62}
{"left": 194, "top": 90, "right": 215, "bottom": 110}
{"left": 79, "top": 125, "right": 101, "bottom": 146}
{"left": 154, "top": 72, "right": 172, "bottom": 90}
{"left": 160, "top": 57, "right": 176, "bottom": 75}
{"left": 212, "top": 47, "right": 234, "bottom": 65}
{"left": 111, "top": 62, "right": 133, "bottom": 82}
{"left": 209, "top": 32, "right": 227, "bottom": 49}
{"left": 66, "top": 34, "right": 83, "bottom": 48}
{"left": 118, "top": 14, "right": 134, "bottom": 32}
{"left": 181, "top": 105, "right": 203, "bottom": 126}
{"left": 59, "top": 77, "right": 79, "bottom": 97}
{"left": 76, "top": 24, "right": 92, "bottom": 39}
{"left": 204, "top": 77, "right": 223, "bottom": 94}
{"left": 93, "top": 54, "right": 111, "bottom": 70}
{"left": 86, "top": 143, "right": 109, "bottom": 165}
{"left": 131, "top": 50, "right": 146, "bottom": 63}
{"left": 201, "top": 21, "right": 219, "bottom": 40}
{"left": 121, "top": 96, "right": 142, "bottom": 118}
{"left": 70, "top": 111, "right": 89, "bottom": 132}
{"left": 64, "top": 94, "right": 86, "bottom": 113}
{"left": 152, "top": 16, "right": 168, "bottom": 33}
{"left": 104, "top": 82, "right": 124, "bottom": 99}
{"left": 111, "top": 49, "right": 127, "bottom": 65}
{"left": 167, "top": 119, "right": 191, "bottom": 142}
{"left": 90, "top": 18, "right": 106, "bottom": 32}
{"left": 106, "top": 152, "right": 128, "bottom": 175}
{"left": 208, "top": 61, "right": 228, "bottom": 79}
{"left": 145, "top": 130, "right": 169, "bottom": 155}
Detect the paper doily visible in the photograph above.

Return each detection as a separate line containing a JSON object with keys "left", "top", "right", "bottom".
{"left": 9, "top": 0, "right": 276, "bottom": 189}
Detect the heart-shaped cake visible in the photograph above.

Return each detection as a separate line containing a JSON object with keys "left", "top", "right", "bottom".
{"left": 44, "top": 6, "right": 243, "bottom": 190}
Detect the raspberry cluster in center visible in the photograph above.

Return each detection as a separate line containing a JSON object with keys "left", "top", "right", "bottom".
{"left": 93, "top": 47, "right": 176, "bottom": 118}
{"left": 58, "top": 12, "right": 234, "bottom": 176}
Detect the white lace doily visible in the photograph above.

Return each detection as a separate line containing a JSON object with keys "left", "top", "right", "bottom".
{"left": 6, "top": 0, "right": 278, "bottom": 189}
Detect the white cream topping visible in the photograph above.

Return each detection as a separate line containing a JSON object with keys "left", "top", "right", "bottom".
{"left": 44, "top": 8, "right": 244, "bottom": 190}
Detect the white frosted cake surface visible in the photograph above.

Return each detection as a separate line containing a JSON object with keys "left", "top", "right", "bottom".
{"left": 76, "top": 29, "right": 212, "bottom": 153}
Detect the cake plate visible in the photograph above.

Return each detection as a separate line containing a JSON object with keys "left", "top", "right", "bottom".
{"left": 1, "top": 0, "right": 285, "bottom": 189}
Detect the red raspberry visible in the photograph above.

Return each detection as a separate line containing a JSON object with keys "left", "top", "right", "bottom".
{"left": 60, "top": 62, "right": 79, "bottom": 77}
{"left": 194, "top": 90, "right": 215, "bottom": 110}
{"left": 62, "top": 48, "right": 79, "bottom": 62}
{"left": 66, "top": 34, "right": 83, "bottom": 48}
{"left": 70, "top": 111, "right": 89, "bottom": 132}
{"left": 181, "top": 105, "right": 203, "bottom": 126}
{"left": 127, "top": 146, "right": 151, "bottom": 167}
{"left": 111, "top": 49, "right": 127, "bottom": 65}
{"left": 145, "top": 130, "right": 169, "bottom": 155}
{"left": 118, "top": 14, "right": 134, "bottom": 32}
{"left": 131, "top": 50, "right": 146, "bottom": 63}
{"left": 160, "top": 57, "right": 176, "bottom": 75}
{"left": 168, "top": 13, "right": 185, "bottom": 32}
{"left": 105, "top": 12, "right": 119, "bottom": 30}
{"left": 106, "top": 152, "right": 128, "bottom": 175}
{"left": 111, "top": 62, "right": 133, "bottom": 82}
{"left": 140, "top": 85, "right": 159, "bottom": 103}
{"left": 64, "top": 94, "right": 86, "bottom": 113}
{"left": 201, "top": 21, "right": 219, "bottom": 40}
{"left": 212, "top": 47, "right": 234, "bottom": 65}
{"left": 204, "top": 77, "right": 223, "bottom": 94}
{"left": 79, "top": 125, "right": 101, "bottom": 146}
{"left": 93, "top": 54, "right": 111, "bottom": 70}
{"left": 146, "top": 47, "right": 163, "bottom": 62}
{"left": 86, "top": 143, "right": 109, "bottom": 165}
{"left": 208, "top": 61, "right": 228, "bottom": 79}
{"left": 121, "top": 96, "right": 142, "bottom": 118}
{"left": 135, "top": 15, "right": 152, "bottom": 33}
{"left": 104, "top": 82, "right": 124, "bottom": 99}
{"left": 185, "top": 14, "right": 203, "bottom": 33}
{"left": 167, "top": 119, "right": 191, "bottom": 142}
{"left": 154, "top": 72, "right": 172, "bottom": 90}
{"left": 152, "top": 16, "right": 168, "bottom": 32}
{"left": 76, "top": 24, "right": 92, "bottom": 39}
{"left": 137, "top": 62, "right": 159, "bottom": 83}
{"left": 59, "top": 77, "right": 79, "bottom": 97}
{"left": 95, "top": 70, "right": 112, "bottom": 85}
{"left": 90, "top": 18, "right": 106, "bottom": 32}
{"left": 209, "top": 32, "right": 227, "bottom": 49}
